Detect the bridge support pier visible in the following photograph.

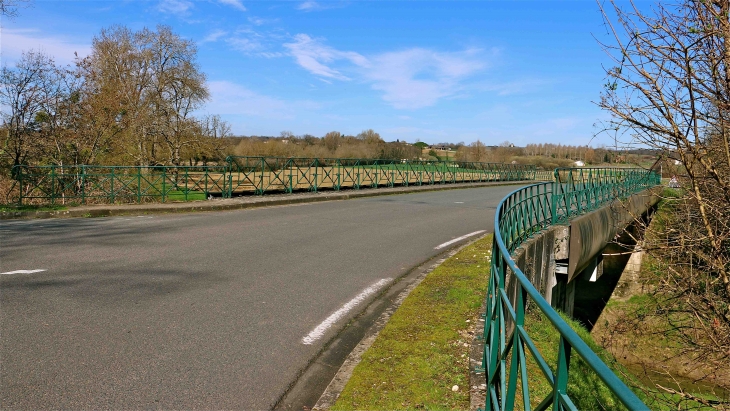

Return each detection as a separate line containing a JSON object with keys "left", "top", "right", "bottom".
{"left": 551, "top": 274, "right": 575, "bottom": 317}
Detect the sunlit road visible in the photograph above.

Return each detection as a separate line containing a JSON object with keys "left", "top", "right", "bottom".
{"left": 1, "top": 185, "right": 521, "bottom": 410}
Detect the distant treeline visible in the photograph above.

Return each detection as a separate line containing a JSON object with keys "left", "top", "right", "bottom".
{"left": 228, "top": 130, "right": 420, "bottom": 160}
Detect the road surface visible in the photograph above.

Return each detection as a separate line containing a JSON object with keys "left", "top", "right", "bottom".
{"left": 1, "top": 185, "right": 520, "bottom": 410}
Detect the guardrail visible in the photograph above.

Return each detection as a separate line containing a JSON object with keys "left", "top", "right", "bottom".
{"left": 483, "top": 167, "right": 659, "bottom": 411}
{"left": 551, "top": 167, "right": 661, "bottom": 224}
{"left": 14, "top": 165, "right": 228, "bottom": 205}
{"left": 12, "top": 158, "right": 537, "bottom": 205}
{"left": 533, "top": 169, "right": 555, "bottom": 182}
{"left": 225, "top": 156, "right": 536, "bottom": 196}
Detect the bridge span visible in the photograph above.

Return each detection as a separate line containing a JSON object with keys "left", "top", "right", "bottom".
{"left": 482, "top": 167, "right": 661, "bottom": 411}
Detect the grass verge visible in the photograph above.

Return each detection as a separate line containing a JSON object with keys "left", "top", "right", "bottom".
{"left": 0, "top": 204, "right": 69, "bottom": 212}
{"left": 331, "top": 235, "right": 493, "bottom": 410}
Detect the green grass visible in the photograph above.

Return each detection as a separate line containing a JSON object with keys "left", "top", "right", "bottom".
{"left": 332, "top": 235, "right": 493, "bottom": 410}
{"left": 163, "top": 190, "right": 207, "bottom": 201}
{"left": 359, "top": 163, "right": 489, "bottom": 173}
{"left": 515, "top": 309, "right": 646, "bottom": 411}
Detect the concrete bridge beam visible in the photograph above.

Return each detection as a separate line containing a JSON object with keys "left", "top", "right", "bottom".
{"left": 510, "top": 188, "right": 659, "bottom": 325}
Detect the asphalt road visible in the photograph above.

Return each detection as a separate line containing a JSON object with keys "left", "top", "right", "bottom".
{"left": 0, "top": 185, "right": 521, "bottom": 410}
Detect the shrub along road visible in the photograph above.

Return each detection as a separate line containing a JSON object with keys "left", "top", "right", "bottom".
{"left": 0, "top": 185, "right": 523, "bottom": 410}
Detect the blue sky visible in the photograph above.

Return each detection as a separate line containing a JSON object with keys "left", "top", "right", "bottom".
{"left": 1, "top": 0, "right": 641, "bottom": 146}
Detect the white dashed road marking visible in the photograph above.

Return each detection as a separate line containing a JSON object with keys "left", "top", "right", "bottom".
{"left": 1, "top": 269, "right": 46, "bottom": 275}
{"left": 302, "top": 278, "right": 393, "bottom": 345}
{"left": 434, "top": 230, "right": 487, "bottom": 250}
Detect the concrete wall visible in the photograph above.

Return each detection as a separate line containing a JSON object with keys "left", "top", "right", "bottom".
{"left": 505, "top": 188, "right": 659, "bottom": 324}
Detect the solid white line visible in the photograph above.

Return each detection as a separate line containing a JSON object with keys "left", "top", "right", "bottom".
{"left": 434, "top": 230, "right": 487, "bottom": 250}
{"left": 302, "top": 278, "right": 393, "bottom": 345}
{"left": 1, "top": 269, "right": 46, "bottom": 275}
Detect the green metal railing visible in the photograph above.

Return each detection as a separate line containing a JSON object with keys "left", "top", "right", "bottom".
{"left": 551, "top": 167, "right": 661, "bottom": 224}
{"left": 13, "top": 165, "right": 228, "bottom": 205}
{"left": 12, "top": 158, "right": 537, "bottom": 204}
{"left": 533, "top": 169, "right": 555, "bottom": 182}
{"left": 225, "top": 156, "right": 536, "bottom": 196}
{"left": 483, "top": 167, "right": 659, "bottom": 411}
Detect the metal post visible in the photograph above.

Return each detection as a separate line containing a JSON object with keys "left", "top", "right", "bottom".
{"left": 137, "top": 167, "right": 141, "bottom": 203}
{"left": 108, "top": 167, "right": 115, "bottom": 203}
{"left": 314, "top": 159, "right": 318, "bottom": 193}
{"left": 336, "top": 160, "right": 341, "bottom": 191}
{"left": 228, "top": 171, "right": 233, "bottom": 198}
{"left": 49, "top": 166, "right": 56, "bottom": 205}
{"left": 552, "top": 336, "right": 572, "bottom": 411}
{"left": 18, "top": 167, "right": 24, "bottom": 205}
{"left": 184, "top": 168, "right": 189, "bottom": 201}
{"left": 81, "top": 166, "right": 86, "bottom": 204}
{"left": 259, "top": 158, "right": 265, "bottom": 195}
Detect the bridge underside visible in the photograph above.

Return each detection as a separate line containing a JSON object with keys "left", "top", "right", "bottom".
{"left": 508, "top": 188, "right": 660, "bottom": 329}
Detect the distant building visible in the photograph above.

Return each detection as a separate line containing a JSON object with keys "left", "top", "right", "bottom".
{"left": 574, "top": 160, "right": 585, "bottom": 167}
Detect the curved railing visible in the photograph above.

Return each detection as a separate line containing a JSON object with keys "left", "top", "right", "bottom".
{"left": 483, "top": 168, "right": 660, "bottom": 410}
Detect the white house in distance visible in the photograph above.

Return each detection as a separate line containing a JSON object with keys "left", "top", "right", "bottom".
{"left": 574, "top": 160, "right": 585, "bottom": 167}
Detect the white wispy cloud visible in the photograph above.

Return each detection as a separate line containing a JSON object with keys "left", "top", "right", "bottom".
{"left": 284, "top": 34, "right": 367, "bottom": 80}
{"left": 297, "top": 1, "right": 321, "bottom": 11}
{"left": 0, "top": 28, "right": 91, "bottom": 65}
{"left": 206, "top": 80, "right": 320, "bottom": 119}
{"left": 283, "top": 34, "right": 487, "bottom": 109}
{"left": 200, "top": 29, "right": 227, "bottom": 44}
{"left": 227, "top": 37, "right": 262, "bottom": 52}
{"left": 366, "top": 48, "right": 486, "bottom": 109}
{"left": 248, "top": 16, "right": 277, "bottom": 26}
{"left": 220, "top": 28, "right": 286, "bottom": 57}
{"left": 157, "top": 0, "right": 193, "bottom": 16}
{"left": 218, "top": 0, "right": 246, "bottom": 11}
{"left": 296, "top": 0, "right": 345, "bottom": 12}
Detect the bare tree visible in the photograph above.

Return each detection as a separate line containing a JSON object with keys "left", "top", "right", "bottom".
{"left": 146, "top": 26, "right": 209, "bottom": 166}
{"left": 323, "top": 131, "right": 342, "bottom": 152}
{"left": 356, "top": 129, "right": 383, "bottom": 145}
{"left": 80, "top": 25, "right": 209, "bottom": 166}
{"left": 0, "top": 0, "right": 31, "bottom": 18}
{"left": 597, "top": 0, "right": 730, "bottom": 405}
{"left": 0, "top": 50, "right": 57, "bottom": 174}
{"left": 470, "top": 139, "right": 487, "bottom": 162}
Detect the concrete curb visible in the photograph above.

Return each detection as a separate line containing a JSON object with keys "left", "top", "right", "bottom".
{"left": 1, "top": 181, "right": 529, "bottom": 220}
